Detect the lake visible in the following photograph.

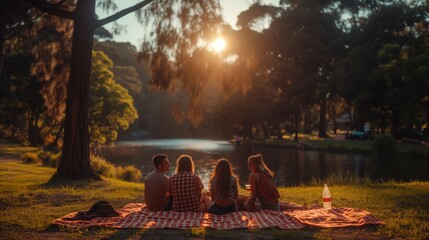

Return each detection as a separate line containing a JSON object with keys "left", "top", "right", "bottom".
{"left": 98, "top": 139, "right": 429, "bottom": 188}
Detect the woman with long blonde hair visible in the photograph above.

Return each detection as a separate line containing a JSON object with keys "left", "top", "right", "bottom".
{"left": 208, "top": 159, "right": 238, "bottom": 215}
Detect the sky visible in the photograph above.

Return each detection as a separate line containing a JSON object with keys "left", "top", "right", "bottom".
{"left": 97, "top": 0, "right": 279, "bottom": 49}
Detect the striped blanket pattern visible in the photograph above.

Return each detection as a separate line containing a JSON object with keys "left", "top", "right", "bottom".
{"left": 53, "top": 203, "right": 383, "bottom": 229}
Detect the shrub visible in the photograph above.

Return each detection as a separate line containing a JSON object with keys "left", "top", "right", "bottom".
{"left": 116, "top": 165, "right": 142, "bottom": 182}
{"left": 38, "top": 151, "right": 61, "bottom": 168}
{"left": 372, "top": 134, "right": 396, "bottom": 155}
{"left": 90, "top": 155, "right": 116, "bottom": 178}
{"left": 21, "top": 152, "right": 40, "bottom": 164}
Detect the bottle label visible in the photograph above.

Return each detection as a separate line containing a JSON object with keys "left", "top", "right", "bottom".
{"left": 323, "top": 197, "right": 331, "bottom": 202}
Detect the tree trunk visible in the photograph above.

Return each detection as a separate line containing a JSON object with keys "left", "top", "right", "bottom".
{"left": 318, "top": 97, "right": 327, "bottom": 138}
{"left": 329, "top": 99, "right": 337, "bottom": 135}
{"left": 0, "top": 30, "right": 4, "bottom": 82}
{"left": 294, "top": 112, "right": 299, "bottom": 142}
{"left": 0, "top": 3, "right": 4, "bottom": 83}
{"left": 46, "top": 123, "right": 63, "bottom": 152}
{"left": 56, "top": 0, "right": 99, "bottom": 180}
{"left": 275, "top": 120, "right": 282, "bottom": 140}
{"left": 243, "top": 115, "right": 253, "bottom": 141}
{"left": 391, "top": 108, "right": 399, "bottom": 137}
{"left": 347, "top": 106, "right": 352, "bottom": 135}
{"left": 27, "top": 110, "right": 42, "bottom": 146}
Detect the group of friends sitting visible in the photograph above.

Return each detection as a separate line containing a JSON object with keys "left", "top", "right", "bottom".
{"left": 144, "top": 153, "right": 306, "bottom": 215}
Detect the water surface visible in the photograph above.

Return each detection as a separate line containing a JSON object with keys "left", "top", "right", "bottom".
{"left": 98, "top": 139, "right": 429, "bottom": 188}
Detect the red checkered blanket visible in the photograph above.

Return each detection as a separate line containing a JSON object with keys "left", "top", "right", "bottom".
{"left": 287, "top": 207, "right": 384, "bottom": 227}
{"left": 53, "top": 203, "right": 383, "bottom": 229}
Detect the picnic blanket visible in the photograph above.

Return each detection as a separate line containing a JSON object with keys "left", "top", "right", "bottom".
{"left": 53, "top": 203, "right": 383, "bottom": 230}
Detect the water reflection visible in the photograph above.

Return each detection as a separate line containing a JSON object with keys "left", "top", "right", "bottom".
{"left": 98, "top": 139, "right": 429, "bottom": 187}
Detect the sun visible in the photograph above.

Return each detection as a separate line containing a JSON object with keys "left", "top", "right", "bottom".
{"left": 212, "top": 37, "right": 226, "bottom": 52}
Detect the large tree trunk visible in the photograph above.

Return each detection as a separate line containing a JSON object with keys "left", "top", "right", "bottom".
{"left": 318, "top": 97, "right": 327, "bottom": 138}
{"left": 56, "top": 0, "right": 99, "bottom": 180}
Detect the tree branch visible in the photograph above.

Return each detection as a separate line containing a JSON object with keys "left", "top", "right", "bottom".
{"left": 95, "top": 0, "right": 154, "bottom": 28}
{"left": 33, "top": 0, "right": 74, "bottom": 20}
{"left": 53, "top": 0, "right": 69, "bottom": 7}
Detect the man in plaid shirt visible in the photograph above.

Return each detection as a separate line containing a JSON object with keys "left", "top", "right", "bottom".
{"left": 169, "top": 155, "right": 205, "bottom": 212}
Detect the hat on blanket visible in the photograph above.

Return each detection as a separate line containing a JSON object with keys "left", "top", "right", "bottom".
{"left": 87, "top": 201, "right": 120, "bottom": 217}
{"left": 93, "top": 203, "right": 120, "bottom": 217}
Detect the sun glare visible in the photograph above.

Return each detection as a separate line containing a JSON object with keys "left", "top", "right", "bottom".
{"left": 212, "top": 37, "right": 226, "bottom": 52}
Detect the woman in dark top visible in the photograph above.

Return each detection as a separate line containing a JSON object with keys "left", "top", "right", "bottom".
{"left": 208, "top": 159, "right": 239, "bottom": 215}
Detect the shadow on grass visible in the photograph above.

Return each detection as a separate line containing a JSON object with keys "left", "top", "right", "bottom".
{"left": 42, "top": 223, "right": 384, "bottom": 240}
{"left": 39, "top": 172, "right": 105, "bottom": 189}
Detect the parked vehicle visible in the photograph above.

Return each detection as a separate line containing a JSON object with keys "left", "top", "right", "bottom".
{"left": 345, "top": 131, "right": 371, "bottom": 141}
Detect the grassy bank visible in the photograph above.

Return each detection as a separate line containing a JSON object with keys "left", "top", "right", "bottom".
{"left": 0, "top": 160, "right": 428, "bottom": 239}
{"left": 252, "top": 138, "right": 429, "bottom": 156}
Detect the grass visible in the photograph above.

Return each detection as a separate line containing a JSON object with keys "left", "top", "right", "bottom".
{"left": 0, "top": 144, "right": 39, "bottom": 157}
{"left": 0, "top": 160, "right": 428, "bottom": 239}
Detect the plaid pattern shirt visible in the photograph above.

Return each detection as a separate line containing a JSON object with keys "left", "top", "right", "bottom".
{"left": 169, "top": 172, "right": 204, "bottom": 212}
{"left": 254, "top": 172, "right": 280, "bottom": 201}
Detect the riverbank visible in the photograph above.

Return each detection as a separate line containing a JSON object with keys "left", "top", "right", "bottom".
{"left": 0, "top": 158, "right": 428, "bottom": 239}
{"left": 251, "top": 136, "right": 429, "bottom": 156}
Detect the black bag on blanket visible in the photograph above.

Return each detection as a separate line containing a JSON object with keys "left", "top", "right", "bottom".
{"left": 64, "top": 201, "right": 120, "bottom": 221}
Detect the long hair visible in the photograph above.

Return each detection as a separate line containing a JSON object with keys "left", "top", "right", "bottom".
{"left": 176, "top": 154, "right": 194, "bottom": 173}
{"left": 248, "top": 154, "right": 274, "bottom": 178}
{"left": 210, "top": 159, "right": 237, "bottom": 199}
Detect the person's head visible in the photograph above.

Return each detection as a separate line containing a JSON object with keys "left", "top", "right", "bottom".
{"left": 211, "top": 159, "right": 234, "bottom": 179}
{"left": 210, "top": 159, "right": 236, "bottom": 199}
{"left": 176, "top": 154, "right": 194, "bottom": 173}
{"left": 153, "top": 154, "right": 170, "bottom": 172}
{"left": 248, "top": 154, "right": 274, "bottom": 178}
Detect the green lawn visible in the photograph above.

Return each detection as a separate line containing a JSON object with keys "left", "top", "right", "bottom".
{"left": 0, "top": 160, "right": 428, "bottom": 239}
{"left": 0, "top": 143, "right": 38, "bottom": 157}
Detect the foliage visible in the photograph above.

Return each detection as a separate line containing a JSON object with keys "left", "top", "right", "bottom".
{"left": 90, "top": 154, "right": 142, "bottom": 182}
{"left": 20, "top": 152, "right": 40, "bottom": 164}
{"left": 20, "top": 151, "right": 61, "bottom": 167}
{"left": 89, "top": 51, "right": 138, "bottom": 144}
{"left": 116, "top": 165, "right": 143, "bottom": 182}
{"left": 37, "top": 151, "right": 61, "bottom": 168}
{"left": 140, "top": 0, "right": 223, "bottom": 125}
{"left": 372, "top": 135, "right": 396, "bottom": 155}
{"left": 90, "top": 155, "right": 117, "bottom": 179}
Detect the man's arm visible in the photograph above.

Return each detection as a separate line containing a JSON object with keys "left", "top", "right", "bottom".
{"left": 245, "top": 173, "right": 258, "bottom": 211}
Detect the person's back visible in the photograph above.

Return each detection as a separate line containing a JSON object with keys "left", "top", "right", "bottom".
{"left": 169, "top": 155, "right": 204, "bottom": 212}
{"left": 169, "top": 171, "right": 203, "bottom": 212}
{"left": 208, "top": 159, "right": 239, "bottom": 215}
{"left": 144, "top": 170, "right": 169, "bottom": 211}
{"left": 245, "top": 154, "right": 280, "bottom": 211}
{"left": 252, "top": 171, "right": 279, "bottom": 207}
{"left": 144, "top": 154, "right": 171, "bottom": 211}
